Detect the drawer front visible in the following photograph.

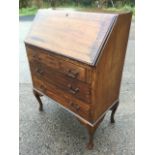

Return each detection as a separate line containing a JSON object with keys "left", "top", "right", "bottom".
{"left": 30, "top": 60, "right": 91, "bottom": 103}
{"left": 27, "top": 46, "right": 88, "bottom": 83}
{"left": 33, "top": 77, "right": 91, "bottom": 121}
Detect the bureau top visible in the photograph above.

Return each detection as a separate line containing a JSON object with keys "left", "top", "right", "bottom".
{"left": 25, "top": 9, "right": 118, "bottom": 65}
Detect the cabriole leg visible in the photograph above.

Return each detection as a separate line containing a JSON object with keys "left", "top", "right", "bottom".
{"left": 86, "top": 124, "right": 96, "bottom": 149}
{"left": 77, "top": 115, "right": 105, "bottom": 149}
{"left": 33, "top": 89, "right": 43, "bottom": 111}
{"left": 86, "top": 116, "right": 105, "bottom": 149}
{"left": 110, "top": 101, "right": 119, "bottom": 123}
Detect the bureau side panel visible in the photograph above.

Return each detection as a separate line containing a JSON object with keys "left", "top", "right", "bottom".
{"left": 92, "top": 13, "right": 132, "bottom": 122}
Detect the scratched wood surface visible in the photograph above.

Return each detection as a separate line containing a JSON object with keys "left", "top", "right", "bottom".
{"left": 25, "top": 9, "right": 117, "bottom": 65}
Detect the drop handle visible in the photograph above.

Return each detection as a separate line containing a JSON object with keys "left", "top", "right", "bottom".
{"left": 32, "top": 53, "right": 36, "bottom": 58}
{"left": 32, "top": 53, "right": 40, "bottom": 60}
{"left": 69, "top": 101, "right": 80, "bottom": 111}
{"left": 35, "top": 68, "right": 44, "bottom": 75}
{"left": 67, "top": 69, "right": 79, "bottom": 79}
{"left": 67, "top": 84, "right": 79, "bottom": 94}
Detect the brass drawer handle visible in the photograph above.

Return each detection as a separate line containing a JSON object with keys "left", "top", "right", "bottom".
{"left": 67, "top": 69, "right": 79, "bottom": 79}
{"left": 32, "top": 53, "right": 41, "bottom": 60}
{"left": 35, "top": 68, "right": 44, "bottom": 75}
{"left": 67, "top": 84, "right": 79, "bottom": 94}
{"left": 69, "top": 101, "right": 80, "bottom": 111}
{"left": 32, "top": 53, "right": 36, "bottom": 58}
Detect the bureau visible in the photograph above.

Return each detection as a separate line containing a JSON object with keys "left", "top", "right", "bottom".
{"left": 25, "top": 10, "right": 132, "bottom": 149}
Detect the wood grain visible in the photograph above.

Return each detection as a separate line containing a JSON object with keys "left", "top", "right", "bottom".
{"left": 25, "top": 11, "right": 132, "bottom": 149}
{"left": 91, "top": 12, "right": 132, "bottom": 122}
{"left": 26, "top": 45, "right": 92, "bottom": 83}
{"left": 30, "top": 60, "right": 91, "bottom": 103}
{"left": 33, "top": 76, "right": 91, "bottom": 121}
{"left": 25, "top": 10, "right": 117, "bottom": 65}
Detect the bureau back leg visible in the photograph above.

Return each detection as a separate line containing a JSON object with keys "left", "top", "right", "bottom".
{"left": 33, "top": 90, "right": 43, "bottom": 111}
{"left": 110, "top": 100, "right": 119, "bottom": 123}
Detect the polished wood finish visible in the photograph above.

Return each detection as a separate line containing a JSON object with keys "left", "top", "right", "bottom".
{"left": 30, "top": 60, "right": 91, "bottom": 103}
{"left": 91, "top": 12, "right": 132, "bottom": 123}
{"left": 25, "top": 10, "right": 132, "bottom": 149}
{"left": 25, "top": 10, "right": 117, "bottom": 65}
{"left": 27, "top": 45, "right": 90, "bottom": 83}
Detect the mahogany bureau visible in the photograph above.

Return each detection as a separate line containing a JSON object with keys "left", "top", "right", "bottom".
{"left": 25, "top": 10, "right": 132, "bottom": 149}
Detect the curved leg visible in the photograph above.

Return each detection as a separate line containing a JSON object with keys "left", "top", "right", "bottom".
{"left": 77, "top": 115, "right": 105, "bottom": 150}
{"left": 86, "top": 124, "right": 97, "bottom": 149}
{"left": 33, "top": 90, "right": 43, "bottom": 111}
{"left": 86, "top": 116, "right": 105, "bottom": 149}
{"left": 110, "top": 101, "right": 119, "bottom": 123}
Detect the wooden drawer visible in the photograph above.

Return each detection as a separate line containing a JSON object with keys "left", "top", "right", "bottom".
{"left": 30, "top": 60, "right": 91, "bottom": 103}
{"left": 27, "top": 46, "right": 89, "bottom": 83}
{"left": 33, "top": 77, "right": 91, "bottom": 121}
